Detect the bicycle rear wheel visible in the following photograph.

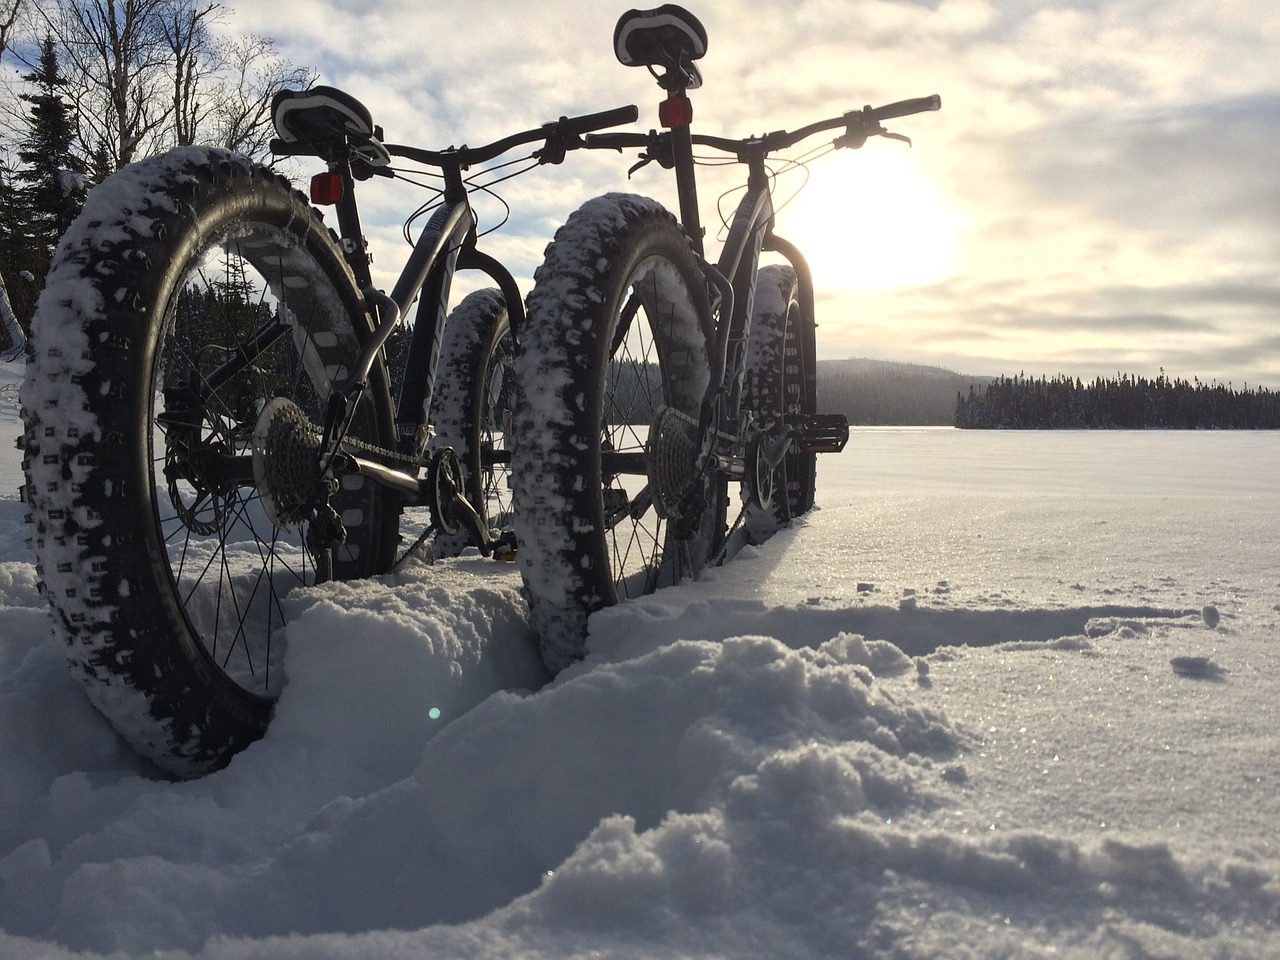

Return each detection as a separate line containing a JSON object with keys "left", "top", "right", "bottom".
{"left": 512, "top": 193, "right": 716, "bottom": 672}
{"left": 429, "top": 287, "right": 515, "bottom": 557}
{"left": 21, "top": 148, "right": 400, "bottom": 776}
{"left": 742, "top": 263, "right": 817, "bottom": 543}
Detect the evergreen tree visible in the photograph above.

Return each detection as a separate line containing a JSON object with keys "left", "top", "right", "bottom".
{"left": 9, "top": 36, "right": 86, "bottom": 331}
{"left": 18, "top": 37, "right": 85, "bottom": 238}
{"left": 954, "top": 370, "right": 1280, "bottom": 430}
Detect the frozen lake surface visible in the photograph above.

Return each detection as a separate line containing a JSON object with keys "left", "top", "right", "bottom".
{"left": 2, "top": 359, "right": 1278, "bottom": 958}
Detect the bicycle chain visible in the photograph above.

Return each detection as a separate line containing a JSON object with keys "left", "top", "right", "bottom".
{"left": 338, "top": 433, "right": 422, "bottom": 468}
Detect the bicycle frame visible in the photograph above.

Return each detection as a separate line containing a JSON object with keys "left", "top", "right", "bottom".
{"left": 592, "top": 131, "right": 819, "bottom": 487}
{"left": 706, "top": 158, "right": 819, "bottom": 456}
{"left": 271, "top": 100, "right": 640, "bottom": 518}
{"left": 587, "top": 85, "right": 939, "bottom": 488}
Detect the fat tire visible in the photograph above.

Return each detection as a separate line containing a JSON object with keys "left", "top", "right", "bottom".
{"left": 742, "top": 263, "right": 817, "bottom": 543}
{"left": 429, "top": 288, "right": 514, "bottom": 557}
{"left": 512, "top": 193, "right": 715, "bottom": 673}
{"left": 20, "top": 147, "right": 399, "bottom": 777}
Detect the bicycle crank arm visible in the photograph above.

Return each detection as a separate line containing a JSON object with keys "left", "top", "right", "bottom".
{"left": 425, "top": 447, "right": 503, "bottom": 556}
{"left": 442, "top": 483, "right": 498, "bottom": 552}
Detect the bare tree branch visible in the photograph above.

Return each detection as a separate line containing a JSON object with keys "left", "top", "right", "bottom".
{"left": 0, "top": 0, "right": 27, "bottom": 62}
{"left": 159, "top": 0, "right": 220, "bottom": 146}
{"left": 5, "top": 0, "right": 316, "bottom": 171}
{"left": 53, "top": 0, "right": 175, "bottom": 169}
{"left": 211, "top": 33, "right": 314, "bottom": 160}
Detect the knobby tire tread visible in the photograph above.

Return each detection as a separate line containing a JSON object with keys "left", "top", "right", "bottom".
{"left": 512, "top": 193, "right": 715, "bottom": 673}
{"left": 21, "top": 147, "right": 398, "bottom": 776}
{"left": 742, "top": 263, "right": 817, "bottom": 543}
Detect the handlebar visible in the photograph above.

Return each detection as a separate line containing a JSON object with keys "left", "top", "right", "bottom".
{"left": 584, "top": 94, "right": 940, "bottom": 160}
{"left": 385, "top": 104, "right": 640, "bottom": 169}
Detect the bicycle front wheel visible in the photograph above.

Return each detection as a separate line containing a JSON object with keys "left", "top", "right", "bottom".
{"left": 742, "top": 263, "right": 817, "bottom": 543}
{"left": 512, "top": 193, "right": 717, "bottom": 673}
{"left": 429, "top": 287, "right": 515, "bottom": 557}
{"left": 21, "top": 148, "right": 400, "bottom": 776}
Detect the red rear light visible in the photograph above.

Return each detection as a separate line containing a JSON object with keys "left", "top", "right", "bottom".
{"left": 658, "top": 96, "right": 693, "bottom": 128}
{"left": 310, "top": 172, "right": 344, "bottom": 205}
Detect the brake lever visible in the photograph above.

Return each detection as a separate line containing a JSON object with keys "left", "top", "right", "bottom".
{"left": 628, "top": 147, "right": 675, "bottom": 176}
{"left": 628, "top": 154, "right": 656, "bottom": 177}
{"left": 834, "top": 122, "right": 913, "bottom": 151}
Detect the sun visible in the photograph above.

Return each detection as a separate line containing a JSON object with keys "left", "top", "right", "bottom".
{"left": 772, "top": 148, "right": 962, "bottom": 290}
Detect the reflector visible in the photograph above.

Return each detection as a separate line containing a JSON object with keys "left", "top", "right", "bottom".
{"left": 310, "top": 172, "right": 344, "bottom": 205}
{"left": 658, "top": 96, "right": 693, "bottom": 128}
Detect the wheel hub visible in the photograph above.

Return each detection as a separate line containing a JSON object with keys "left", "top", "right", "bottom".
{"left": 252, "top": 397, "right": 326, "bottom": 530}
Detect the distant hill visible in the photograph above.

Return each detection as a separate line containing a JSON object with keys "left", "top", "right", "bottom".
{"left": 817, "top": 358, "right": 989, "bottom": 426}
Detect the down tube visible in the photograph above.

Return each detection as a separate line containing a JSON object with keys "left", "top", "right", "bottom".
{"left": 394, "top": 205, "right": 468, "bottom": 447}
{"left": 717, "top": 187, "right": 772, "bottom": 414}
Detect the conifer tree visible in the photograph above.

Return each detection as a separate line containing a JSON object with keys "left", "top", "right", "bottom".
{"left": 16, "top": 36, "right": 86, "bottom": 265}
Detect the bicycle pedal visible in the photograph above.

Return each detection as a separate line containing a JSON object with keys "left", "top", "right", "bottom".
{"left": 797, "top": 414, "right": 850, "bottom": 454}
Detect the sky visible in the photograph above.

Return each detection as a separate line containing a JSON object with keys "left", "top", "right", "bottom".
{"left": 217, "top": 0, "right": 1280, "bottom": 388}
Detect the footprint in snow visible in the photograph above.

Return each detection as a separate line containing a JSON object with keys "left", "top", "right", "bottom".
{"left": 1170, "top": 656, "right": 1228, "bottom": 681}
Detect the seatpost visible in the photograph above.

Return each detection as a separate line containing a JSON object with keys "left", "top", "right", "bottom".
{"left": 330, "top": 157, "right": 374, "bottom": 291}
{"left": 658, "top": 74, "right": 704, "bottom": 257}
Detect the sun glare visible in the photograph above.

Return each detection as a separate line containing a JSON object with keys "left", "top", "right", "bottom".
{"left": 773, "top": 149, "right": 962, "bottom": 290}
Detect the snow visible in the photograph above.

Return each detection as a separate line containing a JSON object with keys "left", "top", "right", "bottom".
{"left": 2, "top": 356, "right": 1280, "bottom": 957}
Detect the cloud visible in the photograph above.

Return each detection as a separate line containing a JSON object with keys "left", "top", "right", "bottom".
{"left": 213, "top": 0, "right": 1280, "bottom": 388}
{"left": 1009, "top": 95, "right": 1280, "bottom": 257}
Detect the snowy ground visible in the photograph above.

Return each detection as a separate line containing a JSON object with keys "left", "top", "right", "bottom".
{"left": 2, "top": 357, "right": 1278, "bottom": 958}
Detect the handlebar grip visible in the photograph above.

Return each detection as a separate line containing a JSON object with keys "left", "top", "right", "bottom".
{"left": 556, "top": 104, "right": 640, "bottom": 136}
{"left": 872, "top": 94, "right": 942, "bottom": 121}
{"left": 584, "top": 131, "right": 651, "bottom": 149}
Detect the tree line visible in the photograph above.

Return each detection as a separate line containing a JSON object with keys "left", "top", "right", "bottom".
{"left": 0, "top": 0, "right": 314, "bottom": 351}
{"left": 955, "top": 371, "right": 1280, "bottom": 429}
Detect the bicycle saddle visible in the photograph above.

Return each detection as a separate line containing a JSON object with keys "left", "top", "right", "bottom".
{"left": 272, "top": 86, "right": 390, "bottom": 166}
{"left": 614, "top": 5, "right": 707, "bottom": 89}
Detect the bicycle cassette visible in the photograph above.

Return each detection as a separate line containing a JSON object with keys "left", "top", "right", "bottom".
{"left": 252, "top": 397, "right": 327, "bottom": 531}
{"left": 647, "top": 405, "right": 700, "bottom": 519}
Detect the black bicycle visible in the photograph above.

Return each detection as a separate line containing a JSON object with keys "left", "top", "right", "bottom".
{"left": 511, "top": 5, "right": 941, "bottom": 670}
{"left": 21, "top": 86, "right": 636, "bottom": 776}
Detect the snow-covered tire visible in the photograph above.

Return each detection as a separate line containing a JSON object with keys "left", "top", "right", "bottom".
{"left": 428, "top": 288, "right": 515, "bottom": 556}
{"left": 20, "top": 147, "right": 400, "bottom": 777}
{"left": 512, "top": 193, "right": 716, "bottom": 672}
{"left": 742, "top": 264, "right": 817, "bottom": 543}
